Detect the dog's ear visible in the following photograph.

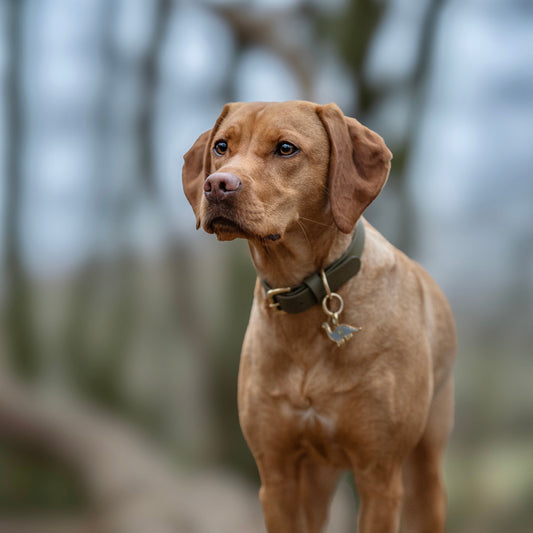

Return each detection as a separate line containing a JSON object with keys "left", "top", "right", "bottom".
{"left": 317, "top": 103, "right": 392, "bottom": 234}
{"left": 182, "top": 129, "right": 211, "bottom": 229}
{"left": 182, "top": 104, "right": 233, "bottom": 228}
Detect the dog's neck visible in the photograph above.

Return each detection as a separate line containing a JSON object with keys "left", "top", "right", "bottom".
{"left": 248, "top": 220, "right": 354, "bottom": 289}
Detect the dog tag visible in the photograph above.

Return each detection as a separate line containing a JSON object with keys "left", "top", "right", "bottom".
{"left": 322, "top": 321, "right": 361, "bottom": 346}
{"left": 320, "top": 275, "right": 361, "bottom": 346}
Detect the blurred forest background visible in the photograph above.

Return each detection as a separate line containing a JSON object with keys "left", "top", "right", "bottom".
{"left": 0, "top": 0, "right": 532, "bottom": 532}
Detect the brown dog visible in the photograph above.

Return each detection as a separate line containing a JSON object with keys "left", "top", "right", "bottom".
{"left": 182, "top": 101, "right": 456, "bottom": 533}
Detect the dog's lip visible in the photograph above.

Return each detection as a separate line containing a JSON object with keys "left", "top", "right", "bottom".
{"left": 205, "top": 213, "right": 252, "bottom": 238}
{"left": 208, "top": 216, "right": 245, "bottom": 234}
{"left": 205, "top": 213, "right": 282, "bottom": 243}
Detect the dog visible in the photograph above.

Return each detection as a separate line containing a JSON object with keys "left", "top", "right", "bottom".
{"left": 182, "top": 101, "right": 457, "bottom": 533}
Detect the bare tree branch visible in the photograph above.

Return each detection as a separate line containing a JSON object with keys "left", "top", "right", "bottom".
{"left": 0, "top": 372, "right": 265, "bottom": 533}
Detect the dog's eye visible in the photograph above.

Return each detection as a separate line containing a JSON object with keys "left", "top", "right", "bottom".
{"left": 213, "top": 140, "right": 228, "bottom": 156}
{"left": 275, "top": 142, "right": 299, "bottom": 157}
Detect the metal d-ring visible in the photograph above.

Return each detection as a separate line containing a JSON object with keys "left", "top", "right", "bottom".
{"left": 322, "top": 292, "right": 344, "bottom": 318}
{"left": 320, "top": 269, "right": 344, "bottom": 318}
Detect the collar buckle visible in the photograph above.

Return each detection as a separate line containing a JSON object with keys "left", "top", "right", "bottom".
{"left": 266, "top": 286, "right": 291, "bottom": 310}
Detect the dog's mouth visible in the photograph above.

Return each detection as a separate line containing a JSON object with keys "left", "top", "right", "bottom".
{"left": 209, "top": 216, "right": 246, "bottom": 237}
{"left": 203, "top": 208, "right": 252, "bottom": 242}
{"left": 204, "top": 212, "right": 282, "bottom": 243}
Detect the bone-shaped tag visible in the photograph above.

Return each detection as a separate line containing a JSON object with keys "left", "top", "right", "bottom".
{"left": 322, "top": 322, "right": 361, "bottom": 346}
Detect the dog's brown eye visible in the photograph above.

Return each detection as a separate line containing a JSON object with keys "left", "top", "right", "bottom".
{"left": 213, "top": 140, "right": 228, "bottom": 156}
{"left": 275, "top": 142, "right": 299, "bottom": 157}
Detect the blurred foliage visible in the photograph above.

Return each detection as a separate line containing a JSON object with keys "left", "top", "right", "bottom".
{"left": 0, "top": 442, "right": 85, "bottom": 514}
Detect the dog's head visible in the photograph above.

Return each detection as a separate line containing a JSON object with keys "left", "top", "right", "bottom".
{"left": 182, "top": 101, "right": 392, "bottom": 242}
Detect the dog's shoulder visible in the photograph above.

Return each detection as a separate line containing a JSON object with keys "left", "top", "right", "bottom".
{"left": 360, "top": 218, "right": 448, "bottom": 312}
{"left": 360, "top": 218, "right": 400, "bottom": 277}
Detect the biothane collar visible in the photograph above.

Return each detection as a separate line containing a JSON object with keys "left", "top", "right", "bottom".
{"left": 261, "top": 218, "right": 365, "bottom": 314}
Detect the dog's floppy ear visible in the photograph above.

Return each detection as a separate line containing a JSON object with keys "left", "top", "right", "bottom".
{"left": 317, "top": 103, "right": 392, "bottom": 234}
{"left": 182, "top": 129, "right": 211, "bottom": 229}
{"left": 182, "top": 104, "right": 233, "bottom": 228}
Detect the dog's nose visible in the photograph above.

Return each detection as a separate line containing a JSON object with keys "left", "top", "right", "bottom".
{"left": 204, "top": 172, "right": 242, "bottom": 202}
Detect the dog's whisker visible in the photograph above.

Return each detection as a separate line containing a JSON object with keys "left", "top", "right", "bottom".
{"left": 296, "top": 219, "right": 312, "bottom": 250}
{"left": 299, "top": 216, "right": 336, "bottom": 229}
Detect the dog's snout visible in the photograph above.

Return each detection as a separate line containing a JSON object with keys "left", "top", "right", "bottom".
{"left": 204, "top": 172, "right": 242, "bottom": 202}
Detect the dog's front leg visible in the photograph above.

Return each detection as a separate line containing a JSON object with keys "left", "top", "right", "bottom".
{"left": 259, "top": 476, "right": 304, "bottom": 533}
{"left": 256, "top": 455, "right": 341, "bottom": 533}
{"left": 355, "top": 464, "right": 404, "bottom": 533}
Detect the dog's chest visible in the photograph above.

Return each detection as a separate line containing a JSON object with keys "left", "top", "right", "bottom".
{"left": 280, "top": 395, "right": 336, "bottom": 434}
{"left": 256, "top": 331, "right": 354, "bottom": 429}
{"left": 264, "top": 358, "right": 351, "bottom": 455}
{"left": 274, "top": 385, "right": 350, "bottom": 466}
{"left": 242, "top": 313, "right": 368, "bottom": 464}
